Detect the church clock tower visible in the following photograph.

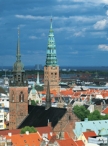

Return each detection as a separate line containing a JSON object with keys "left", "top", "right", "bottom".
{"left": 9, "top": 28, "right": 28, "bottom": 129}
{"left": 44, "top": 19, "right": 60, "bottom": 93}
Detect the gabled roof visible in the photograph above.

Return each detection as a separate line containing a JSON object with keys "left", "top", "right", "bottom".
{"left": 83, "top": 131, "right": 97, "bottom": 140}
{"left": 56, "top": 138, "right": 77, "bottom": 146}
{"left": 18, "top": 105, "right": 67, "bottom": 128}
{"left": 102, "top": 106, "right": 108, "bottom": 114}
{"left": 36, "top": 126, "right": 53, "bottom": 136}
{"left": 5, "top": 132, "right": 42, "bottom": 146}
{"left": 0, "top": 129, "right": 20, "bottom": 135}
{"left": 74, "top": 120, "right": 108, "bottom": 138}
{"left": 75, "top": 140, "right": 85, "bottom": 146}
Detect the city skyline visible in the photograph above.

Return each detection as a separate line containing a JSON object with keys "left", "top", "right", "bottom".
{"left": 0, "top": 0, "right": 108, "bottom": 66}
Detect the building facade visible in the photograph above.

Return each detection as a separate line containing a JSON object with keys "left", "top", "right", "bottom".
{"left": 44, "top": 19, "right": 60, "bottom": 93}
{"left": 0, "top": 107, "right": 4, "bottom": 130}
{"left": 9, "top": 29, "right": 28, "bottom": 129}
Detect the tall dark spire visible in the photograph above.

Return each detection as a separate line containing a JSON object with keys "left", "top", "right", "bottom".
{"left": 10, "top": 28, "right": 27, "bottom": 86}
{"left": 45, "top": 80, "right": 51, "bottom": 110}
{"left": 16, "top": 27, "right": 21, "bottom": 62}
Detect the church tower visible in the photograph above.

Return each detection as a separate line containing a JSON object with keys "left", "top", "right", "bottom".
{"left": 44, "top": 18, "right": 60, "bottom": 93}
{"left": 9, "top": 28, "right": 28, "bottom": 129}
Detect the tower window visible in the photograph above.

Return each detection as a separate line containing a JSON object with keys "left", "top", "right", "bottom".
{"left": 19, "top": 91, "right": 24, "bottom": 102}
{"left": 12, "top": 91, "right": 15, "bottom": 102}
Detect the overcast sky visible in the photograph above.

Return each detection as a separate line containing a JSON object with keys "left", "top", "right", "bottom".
{"left": 0, "top": 0, "right": 108, "bottom": 67}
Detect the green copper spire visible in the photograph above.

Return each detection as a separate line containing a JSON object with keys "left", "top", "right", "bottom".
{"left": 45, "top": 18, "right": 58, "bottom": 66}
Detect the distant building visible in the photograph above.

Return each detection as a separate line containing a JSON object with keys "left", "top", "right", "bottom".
{"left": 0, "top": 107, "right": 4, "bottom": 130}
{"left": 28, "top": 84, "right": 42, "bottom": 104}
{"left": 44, "top": 19, "right": 60, "bottom": 93}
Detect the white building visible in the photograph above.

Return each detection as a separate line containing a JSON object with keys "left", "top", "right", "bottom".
{"left": 28, "top": 85, "right": 42, "bottom": 105}
{"left": 0, "top": 108, "right": 4, "bottom": 130}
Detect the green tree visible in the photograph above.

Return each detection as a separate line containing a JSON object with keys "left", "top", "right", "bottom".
{"left": 87, "top": 110, "right": 108, "bottom": 121}
{"left": 20, "top": 126, "right": 37, "bottom": 134}
{"left": 102, "top": 114, "right": 108, "bottom": 120}
{"left": 31, "top": 100, "right": 36, "bottom": 106}
{"left": 35, "top": 85, "right": 43, "bottom": 91}
{"left": 73, "top": 105, "right": 90, "bottom": 121}
{"left": 36, "top": 100, "right": 39, "bottom": 104}
{"left": 87, "top": 110, "right": 101, "bottom": 120}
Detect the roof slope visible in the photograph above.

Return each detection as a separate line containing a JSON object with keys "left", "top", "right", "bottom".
{"left": 57, "top": 138, "right": 78, "bottom": 146}
{"left": 74, "top": 120, "right": 108, "bottom": 138}
{"left": 36, "top": 126, "right": 53, "bottom": 135}
{"left": 6, "top": 132, "right": 42, "bottom": 146}
{"left": 102, "top": 106, "right": 108, "bottom": 114}
{"left": 18, "top": 105, "right": 67, "bottom": 128}
{"left": 83, "top": 131, "right": 97, "bottom": 140}
{"left": 0, "top": 129, "right": 20, "bottom": 135}
{"left": 75, "top": 140, "right": 85, "bottom": 146}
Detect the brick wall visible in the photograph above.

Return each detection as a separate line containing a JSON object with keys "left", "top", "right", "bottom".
{"left": 9, "top": 87, "right": 28, "bottom": 129}
{"left": 53, "top": 106, "right": 80, "bottom": 139}
{"left": 44, "top": 66, "right": 60, "bottom": 93}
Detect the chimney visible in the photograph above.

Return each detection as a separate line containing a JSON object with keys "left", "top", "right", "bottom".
{"left": 8, "top": 133, "right": 12, "bottom": 137}
{"left": 48, "top": 122, "right": 52, "bottom": 128}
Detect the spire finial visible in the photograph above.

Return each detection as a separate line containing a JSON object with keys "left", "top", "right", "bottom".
{"left": 17, "top": 26, "right": 21, "bottom": 62}
{"left": 50, "top": 16, "right": 53, "bottom": 29}
{"left": 50, "top": 16, "right": 52, "bottom": 22}
{"left": 18, "top": 26, "right": 20, "bottom": 38}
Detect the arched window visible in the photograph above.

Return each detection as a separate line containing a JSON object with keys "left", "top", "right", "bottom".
{"left": 69, "top": 115, "right": 71, "bottom": 120}
{"left": 12, "top": 91, "right": 15, "bottom": 102}
{"left": 19, "top": 91, "right": 24, "bottom": 102}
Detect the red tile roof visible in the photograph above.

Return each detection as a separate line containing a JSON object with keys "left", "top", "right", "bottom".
{"left": 0, "top": 129, "right": 20, "bottom": 136}
{"left": 75, "top": 140, "right": 85, "bottom": 146}
{"left": 102, "top": 106, "right": 108, "bottom": 114}
{"left": 5, "top": 132, "right": 42, "bottom": 146}
{"left": 64, "top": 132, "right": 70, "bottom": 139}
{"left": 37, "top": 126, "right": 53, "bottom": 136}
{"left": 83, "top": 131, "right": 97, "bottom": 140}
{"left": 57, "top": 138, "right": 77, "bottom": 146}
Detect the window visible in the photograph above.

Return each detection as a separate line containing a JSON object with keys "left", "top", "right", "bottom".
{"left": 0, "top": 115, "right": 3, "bottom": 118}
{"left": 12, "top": 91, "right": 15, "bottom": 102}
{"left": 19, "top": 91, "right": 24, "bottom": 102}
